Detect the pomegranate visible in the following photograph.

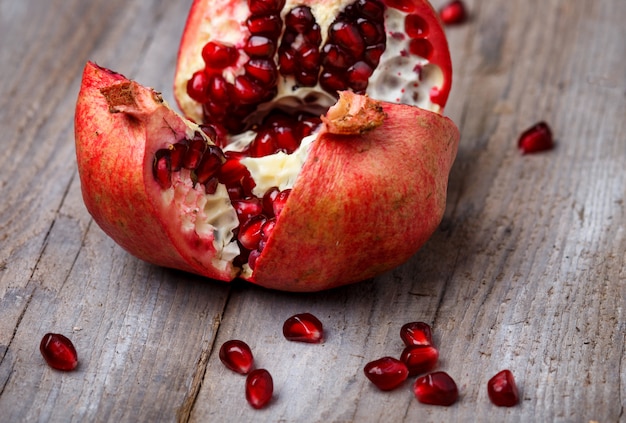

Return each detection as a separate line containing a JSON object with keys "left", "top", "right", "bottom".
{"left": 74, "top": 0, "right": 459, "bottom": 292}
{"left": 518, "top": 121, "right": 554, "bottom": 154}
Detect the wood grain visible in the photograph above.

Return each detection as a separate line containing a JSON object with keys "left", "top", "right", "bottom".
{"left": 0, "top": 0, "right": 624, "bottom": 421}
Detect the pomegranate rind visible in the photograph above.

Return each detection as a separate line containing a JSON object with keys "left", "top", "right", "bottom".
{"left": 252, "top": 93, "right": 459, "bottom": 291}
{"left": 75, "top": 62, "right": 238, "bottom": 281}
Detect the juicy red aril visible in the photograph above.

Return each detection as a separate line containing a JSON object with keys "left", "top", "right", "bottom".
{"left": 383, "top": 0, "right": 416, "bottom": 13}
{"left": 272, "top": 189, "right": 290, "bottom": 217}
{"left": 244, "top": 59, "right": 278, "bottom": 85}
{"left": 487, "top": 369, "right": 520, "bottom": 407}
{"left": 518, "top": 121, "right": 554, "bottom": 154}
{"left": 414, "top": 371, "right": 459, "bottom": 406}
{"left": 364, "top": 357, "right": 408, "bottom": 391}
{"left": 40, "top": 333, "right": 78, "bottom": 371}
{"left": 439, "top": 0, "right": 468, "bottom": 26}
{"left": 400, "top": 321, "right": 433, "bottom": 346}
{"left": 400, "top": 345, "right": 439, "bottom": 376}
{"left": 195, "top": 145, "right": 226, "bottom": 185}
{"left": 283, "top": 312, "right": 324, "bottom": 343}
{"left": 187, "top": 71, "right": 211, "bottom": 103}
{"left": 248, "top": 0, "right": 285, "bottom": 14}
{"left": 405, "top": 14, "right": 429, "bottom": 38}
{"left": 247, "top": 14, "right": 283, "bottom": 37}
{"left": 245, "top": 36, "right": 277, "bottom": 58}
{"left": 246, "top": 368, "right": 274, "bottom": 409}
{"left": 238, "top": 215, "right": 267, "bottom": 250}
{"left": 219, "top": 340, "right": 254, "bottom": 375}
{"left": 153, "top": 150, "right": 172, "bottom": 189}
{"left": 232, "top": 197, "right": 263, "bottom": 224}
{"left": 202, "top": 41, "right": 239, "bottom": 69}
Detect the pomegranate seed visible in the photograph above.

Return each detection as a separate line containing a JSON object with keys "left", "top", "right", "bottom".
{"left": 347, "top": 61, "right": 373, "bottom": 92}
{"left": 207, "top": 74, "right": 231, "bottom": 103}
{"left": 187, "top": 70, "right": 211, "bottom": 103}
{"left": 248, "top": 249, "right": 262, "bottom": 269}
{"left": 383, "top": 0, "right": 416, "bottom": 13}
{"left": 518, "top": 121, "right": 554, "bottom": 154}
{"left": 195, "top": 145, "right": 226, "bottom": 185}
{"left": 321, "top": 44, "right": 351, "bottom": 69}
{"left": 202, "top": 41, "right": 239, "bottom": 69}
{"left": 232, "top": 198, "right": 263, "bottom": 224}
{"left": 285, "top": 6, "right": 316, "bottom": 32}
{"left": 439, "top": 0, "right": 468, "bottom": 26}
{"left": 400, "top": 345, "right": 439, "bottom": 376}
{"left": 246, "top": 368, "right": 274, "bottom": 409}
{"left": 405, "top": 14, "right": 429, "bottom": 38}
{"left": 409, "top": 38, "right": 433, "bottom": 59}
{"left": 246, "top": 14, "right": 283, "bottom": 37}
{"left": 219, "top": 340, "right": 254, "bottom": 374}
{"left": 283, "top": 312, "right": 324, "bottom": 343}
{"left": 239, "top": 215, "right": 267, "bottom": 250}
{"left": 260, "top": 218, "right": 277, "bottom": 240}
{"left": 363, "top": 357, "right": 409, "bottom": 391}
{"left": 40, "top": 333, "right": 78, "bottom": 371}
{"left": 249, "top": 129, "right": 278, "bottom": 158}
{"left": 183, "top": 136, "right": 207, "bottom": 169}
{"left": 153, "top": 151, "right": 172, "bottom": 189}
{"left": 245, "top": 36, "right": 277, "bottom": 58}
{"left": 169, "top": 142, "right": 187, "bottom": 172}
{"left": 248, "top": 0, "right": 285, "bottom": 15}
{"left": 414, "top": 371, "right": 459, "bottom": 406}
{"left": 262, "top": 187, "right": 280, "bottom": 215}
{"left": 272, "top": 189, "right": 291, "bottom": 217}
{"left": 400, "top": 321, "right": 433, "bottom": 346}
{"left": 233, "top": 75, "right": 266, "bottom": 104}
{"left": 487, "top": 369, "right": 520, "bottom": 407}
{"left": 245, "top": 59, "right": 278, "bottom": 85}
{"left": 329, "top": 22, "right": 365, "bottom": 57}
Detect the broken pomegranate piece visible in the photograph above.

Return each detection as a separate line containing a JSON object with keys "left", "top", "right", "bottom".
{"left": 487, "top": 369, "right": 520, "bottom": 407}
{"left": 282, "top": 313, "right": 324, "bottom": 343}
{"left": 413, "top": 371, "right": 458, "bottom": 406}
{"left": 518, "top": 121, "right": 554, "bottom": 154}
{"left": 400, "top": 321, "right": 433, "bottom": 346}
{"left": 219, "top": 340, "right": 254, "bottom": 374}
{"left": 246, "top": 368, "right": 274, "bottom": 409}
{"left": 40, "top": 333, "right": 78, "bottom": 371}
{"left": 363, "top": 356, "right": 409, "bottom": 390}
{"left": 439, "top": 0, "right": 468, "bottom": 25}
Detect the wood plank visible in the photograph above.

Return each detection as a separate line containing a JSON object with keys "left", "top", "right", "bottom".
{"left": 0, "top": 0, "right": 624, "bottom": 421}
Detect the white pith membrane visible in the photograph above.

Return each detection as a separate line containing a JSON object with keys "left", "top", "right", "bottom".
{"left": 172, "top": 0, "right": 445, "bottom": 278}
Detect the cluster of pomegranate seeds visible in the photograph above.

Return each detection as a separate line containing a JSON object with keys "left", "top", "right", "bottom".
{"left": 219, "top": 340, "right": 255, "bottom": 375}
{"left": 363, "top": 357, "right": 409, "bottom": 390}
{"left": 414, "top": 371, "right": 459, "bottom": 406}
{"left": 40, "top": 333, "right": 78, "bottom": 371}
{"left": 438, "top": 0, "right": 468, "bottom": 25}
{"left": 487, "top": 369, "right": 520, "bottom": 407}
{"left": 518, "top": 121, "right": 554, "bottom": 154}
{"left": 151, "top": 113, "right": 319, "bottom": 271}
{"left": 282, "top": 313, "right": 324, "bottom": 343}
{"left": 246, "top": 368, "right": 274, "bottom": 409}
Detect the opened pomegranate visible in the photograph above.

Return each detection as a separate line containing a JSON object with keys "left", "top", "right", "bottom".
{"left": 74, "top": 0, "right": 459, "bottom": 292}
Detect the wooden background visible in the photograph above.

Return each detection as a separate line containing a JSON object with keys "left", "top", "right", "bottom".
{"left": 1, "top": 0, "right": 624, "bottom": 421}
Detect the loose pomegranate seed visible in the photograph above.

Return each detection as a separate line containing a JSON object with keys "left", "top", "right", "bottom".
{"left": 219, "top": 340, "right": 254, "bottom": 375}
{"left": 439, "top": 0, "right": 468, "bottom": 26}
{"left": 364, "top": 357, "right": 409, "bottom": 391}
{"left": 518, "top": 121, "right": 554, "bottom": 154}
{"left": 400, "top": 345, "right": 439, "bottom": 376}
{"left": 40, "top": 333, "right": 78, "bottom": 371}
{"left": 246, "top": 368, "right": 274, "bottom": 409}
{"left": 413, "top": 371, "right": 458, "bottom": 406}
{"left": 400, "top": 321, "right": 433, "bottom": 346}
{"left": 283, "top": 312, "right": 324, "bottom": 343}
{"left": 487, "top": 369, "right": 520, "bottom": 407}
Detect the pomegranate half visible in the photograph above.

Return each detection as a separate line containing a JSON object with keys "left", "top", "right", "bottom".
{"left": 74, "top": 0, "right": 459, "bottom": 292}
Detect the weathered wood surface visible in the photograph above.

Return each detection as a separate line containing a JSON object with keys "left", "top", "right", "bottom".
{"left": 0, "top": 0, "right": 624, "bottom": 421}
